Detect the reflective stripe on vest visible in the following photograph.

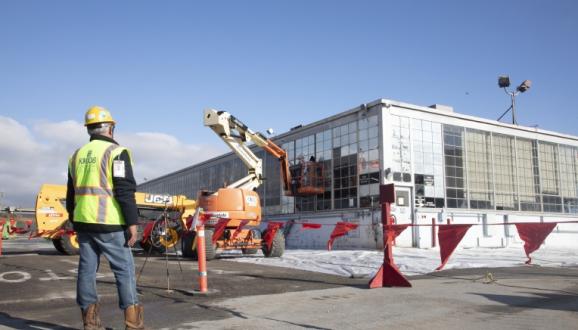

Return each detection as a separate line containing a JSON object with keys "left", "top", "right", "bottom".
{"left": 70, "top": 141, "right": 128, "bottom": 225}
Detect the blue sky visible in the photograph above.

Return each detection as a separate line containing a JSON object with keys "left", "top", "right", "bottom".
{"left": 1, "top": 0, "right": 577, "bottom": 206}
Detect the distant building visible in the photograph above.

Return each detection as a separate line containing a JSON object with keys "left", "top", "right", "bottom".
{"left": 139, "top": 99, "right": 578, "bottom": 249}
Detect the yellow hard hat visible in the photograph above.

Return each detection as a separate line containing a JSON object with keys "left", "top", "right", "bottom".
{"left": 84, "top": 106, "right": 116, "bottom": 126}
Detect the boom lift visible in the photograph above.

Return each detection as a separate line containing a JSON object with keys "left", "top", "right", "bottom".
{"left": 184, "top": 109, "right": 324, "bottom": 259}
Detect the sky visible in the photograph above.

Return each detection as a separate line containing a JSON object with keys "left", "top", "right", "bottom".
{"left": 1, "top": 0, "right": 577, "bottom": 207}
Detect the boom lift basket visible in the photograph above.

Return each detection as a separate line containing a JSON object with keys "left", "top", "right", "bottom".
{"left": 289, "top": 161, "right": 324, "bottom": 196}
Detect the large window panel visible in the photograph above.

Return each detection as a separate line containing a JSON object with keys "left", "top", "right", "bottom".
{"left": 315, "top": 129, "right": 333, "bottom": 211}
{"left": 539, "top": 142, "right": 562, "bottom": 213}
{"left": 333, "top": 122, "right": 358, "bottom": 209}
{"left": 444, "top": 125, "right": 467, "bottom": 208}
{"left": 559, "top": 146, "right": 578, "bottom": 213}
{"left": 412, "top": 119, "right": 445, "bottom": 208}
{"left": 359, "top": 115, "right": 380, "bottom": 208}
{"left": 492, "top": 133, "right": 518, "bottom": 210}
{"left": 295, "top": 135, "right": 316, "bottom": 212}
{"left": 281, "top": 141, "right": 295, "bottom": 213}
{"left": 516, "top": 138, "right": 541, "bottom": 212}
{"left": 391, "top": 115, "right": 412, "bottom": 182}
{"left": 263, "top": 152, "right": 281, "bottom": 214}
{"left": 466, "top": 129, "right": 494, "bottom": 209}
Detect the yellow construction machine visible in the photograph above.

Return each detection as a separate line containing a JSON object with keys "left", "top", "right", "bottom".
{"left": 34, "top": 184, "right": 197, "bottom": 255}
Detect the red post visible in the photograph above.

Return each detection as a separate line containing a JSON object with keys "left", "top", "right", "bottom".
{"left": 368, "top": 184, "right": 412, "bottom": 288}
{"left": 431, "top": 218, "right": 437, "bottom": 248}
{"left": 196, "top": 225, "right": 208, "bottom": 293}
{"left": 0, "top": 220, "right": 5, "bottom": 256}
{"left": 383, "top": 202, "right": 394, "bottom": 265}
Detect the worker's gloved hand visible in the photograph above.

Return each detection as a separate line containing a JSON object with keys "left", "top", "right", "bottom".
{"left": 127, "top": 225, "right": 138, "bottom": 247}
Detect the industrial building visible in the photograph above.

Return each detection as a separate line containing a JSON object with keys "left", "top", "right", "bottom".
{"left": 138, "top": 99, "right": 578, "bottom": 250}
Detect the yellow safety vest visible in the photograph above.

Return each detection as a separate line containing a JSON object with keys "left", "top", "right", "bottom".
{"left": 69, "top": 140, "right": 130, "bottom": 226}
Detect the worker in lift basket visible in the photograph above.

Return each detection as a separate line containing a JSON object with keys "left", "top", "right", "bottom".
{"left": 66, "top": 106, "right": 144, "bottom": 330}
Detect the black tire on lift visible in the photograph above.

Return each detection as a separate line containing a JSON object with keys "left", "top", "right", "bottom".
{"left": 242, "top": 229, "right": 261, "bottom": 255}
{"left": 262, "top": 230, "right": 285, "bottom": 258}
{"left": 52, "top": 238, "right": 66, "bottom": 254}
{"left": 180, "top": 231, "right": 196, "bottom": 259}
{"left": 203, "top": 229, "right": 218, "bottom": 261}
{"left": 59, "top": 233, "right": 80, "bottom": 255}
{"left": 181, "top": 229, "right": 218, "bottom": 260}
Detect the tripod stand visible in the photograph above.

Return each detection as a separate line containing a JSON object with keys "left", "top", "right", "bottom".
{"left": 136, "top": 204, "right": 185, "bottom": 293}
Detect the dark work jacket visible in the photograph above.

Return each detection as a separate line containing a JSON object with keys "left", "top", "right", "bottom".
{"left": 66, "top": 135, "right": 139, "bottom": 233}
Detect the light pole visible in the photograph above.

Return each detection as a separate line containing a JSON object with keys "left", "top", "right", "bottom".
{"left": 497, "top": 75, "right": 532, "bottom": 125}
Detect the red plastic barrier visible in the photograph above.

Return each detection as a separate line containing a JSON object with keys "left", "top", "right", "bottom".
{"left": 231, "top": 220, "right": 250, "bottom": 240}
{"left": 301, "top": 223, "right": 322, "bottom": 230}
{"left": 436, "top": 224, "right": 472, "bottom": 271}
{"left": 263, "top": 222, "right": 284, "bottom": 251}
{"left": 515, "top": 222, "right": 557, "bottom": 264}
{"left": 212, "top": 218, "right": 231, "bottom": 244}
{"left": 327, "top": 222, "right": 359, "bottom": 251}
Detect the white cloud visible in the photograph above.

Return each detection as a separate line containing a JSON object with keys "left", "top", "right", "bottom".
{"left": 0, "top": 116, "right": 224, "bottom": 208}
{"left": 118, "top": 132, "right": 223, "bottom": 184}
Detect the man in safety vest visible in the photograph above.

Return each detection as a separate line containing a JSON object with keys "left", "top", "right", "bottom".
{"left": 66, "top": 106, "right": 144, "bottom": 330}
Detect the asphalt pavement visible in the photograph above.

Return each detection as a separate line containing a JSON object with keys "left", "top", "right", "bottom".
{"left": 1, "top": 237, "right": 577, "bottom": 329}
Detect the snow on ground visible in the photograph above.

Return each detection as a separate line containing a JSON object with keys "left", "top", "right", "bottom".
{"left": 226, "top": 243, "right": 578, "bottom": 278}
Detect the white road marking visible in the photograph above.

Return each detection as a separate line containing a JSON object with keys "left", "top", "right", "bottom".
{"left": 39, "top": 269, "right": 74, "bottom": 281}
{"left": 0, "top": 271, "right": 32, "bottom": 283}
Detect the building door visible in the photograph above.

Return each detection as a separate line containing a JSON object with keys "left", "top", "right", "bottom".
{"left": 391, "top": 186, "right": 414, "bottom": 247}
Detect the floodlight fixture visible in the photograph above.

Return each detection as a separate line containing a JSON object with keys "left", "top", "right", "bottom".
{"left": 496, "top": 75, "right": 532, "bottom": 125}
{"left": 498, "top": 75, "right": 511, "bottom": 88}
{"left": 516, "top": 80, "right": 532, "bottom": 93}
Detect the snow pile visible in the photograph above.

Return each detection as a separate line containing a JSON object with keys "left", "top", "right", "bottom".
{"left": 227, "top": 244, "right": 578, "bottom": 278}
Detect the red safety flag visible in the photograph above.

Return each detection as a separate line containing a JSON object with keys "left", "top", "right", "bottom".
{"left": 212, "top": 218, "right": 231, "bottom": 244}
{"left": 515, "top": 222, "right": 557, "bottom": 264}
{"left": 231, "top": 220, "right": 250, "bottom": 240}
{"left": 327, "top": 222, "right": 359, "bottom": 251}
{"left": 383, "top": 224, "right": 410, "bottom": 241}
{"left": 301, "top": 223, "right": 322, "bottom": 230}
{"left": 263, "top": 222, "right": 284, "bottom": 251}
{"left": 436, "top": 224, "right": 472, "bottom": 271}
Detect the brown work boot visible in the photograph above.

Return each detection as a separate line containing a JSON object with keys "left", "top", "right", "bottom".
{"left": 81, "top": 303, "right": 105, "bottom": 330}
{"left": 124, "top": 304, "right": 145, "bottom": 330}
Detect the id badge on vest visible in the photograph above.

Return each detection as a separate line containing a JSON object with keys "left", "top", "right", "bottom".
{"left": 113, "top": 160, "right": 126, "bottom": 178}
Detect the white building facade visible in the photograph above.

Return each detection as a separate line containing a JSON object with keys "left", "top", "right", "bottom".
{"left": 139, "top": 99, "right": 578, "bottom": 250}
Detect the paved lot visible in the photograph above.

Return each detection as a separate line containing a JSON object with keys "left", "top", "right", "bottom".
{"left": 1, "top": 237, "right": 577, "bottom": 329}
